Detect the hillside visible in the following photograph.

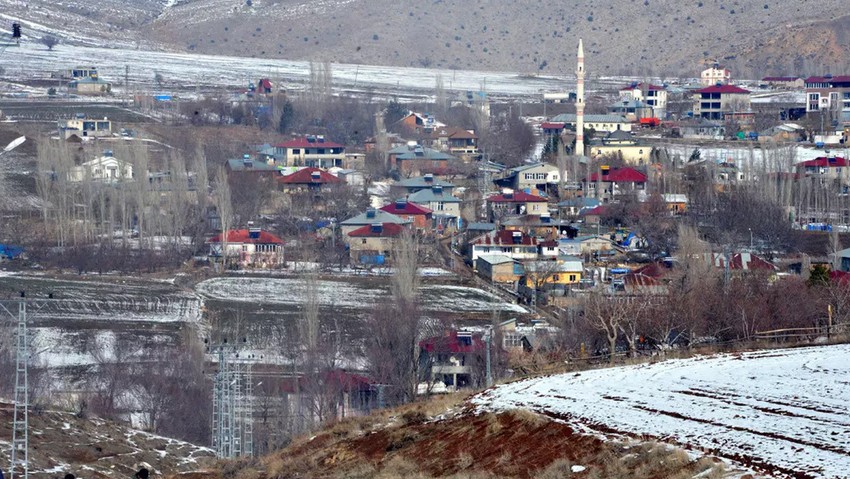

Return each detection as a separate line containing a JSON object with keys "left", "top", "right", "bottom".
{"left": 0, "top": 400, "right": 214, "bottom": 479}
{"left": 2, "top": 0, "right": 850, "bottom": 78}
{"left": 211, "top": 344, "right": 850, "bottom": 479}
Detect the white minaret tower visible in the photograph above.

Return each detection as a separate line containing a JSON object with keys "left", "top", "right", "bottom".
{"left": 575, "top": 38, "right": 585, "bottom": 157}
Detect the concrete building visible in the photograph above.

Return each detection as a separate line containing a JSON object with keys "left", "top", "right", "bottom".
{"left": 693, "top": 85, "right": 751, "bottom": 120}
{"left": 59, "top": 116, "right": 112, "bottom": 140}
{"left": 206, "top": 226, "right": 284, "bottom": 268}
{"left": 475, "top": 254, "right": 521, "bottom": 283}
{"left": 273, "top": 136, "right": 346, "bottom": 168}
{"left": 68, "top": 77, "right": 112, "bottom": 95}
{"left": 700, "top": 65, "right": 731, "bottom": 86}
{"left": 619, "top": 83, "right": 667, "bottom": 117}
{"left": 804, "top": 76, "right": 850, "bottom": 124}
{"left": 548, "top": 114, "right": 632, "bottom": 134}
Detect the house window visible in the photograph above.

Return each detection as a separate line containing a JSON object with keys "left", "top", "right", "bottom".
{"left": 292, "top": 149, "right": 300, "bottom": 154}
{"left": 503, "top": 333, "right": 523, "bottom": 348}
{"left": 362, "top": 239, "right": 367, "bottom": 244}
{"left": 569, "top": 275, "right": 576, "bottom": 281}
{"left": 553, "top": 274, "right": 559, "bottom": 281}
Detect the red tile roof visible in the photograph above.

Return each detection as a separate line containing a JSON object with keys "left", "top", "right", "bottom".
{"left": 278, "top": 167, "right": 342, "bottom": 184}
{"left": 799, "top": 156, "right": 849, "bottom": 168}
{"left": 380, "top": 201, "right": 433, "bottom": 216}
{"left": 541, "top": 122, "right": 566, "bottom": 130}
{"left": 471, "top": 230, "right": 538, "bottom": 246}
{"left": 274, "top": 137, "right": 344, "bottom": 149}
{"left": 207, "top": 229, "right": 284, "bottom": 244}
{"left": 587, "top": 167, "right": 647, "bottom": 183}
{"left": 696, "top": 85, "right": 751, "bottom": 94}
{"left": 420, "top": 330, "right": 486, "bottom": 354}
{"left": 348, "top": 222, "right": 406, "bottom": 238}
{"left": 620, "top": 83, "right": 665, "bottom": 91}
{"left": 581, "top": 205, "right": 608, "bottom": 216}
{"left": 487, "top": 191, "right": 548, "bottom": 203}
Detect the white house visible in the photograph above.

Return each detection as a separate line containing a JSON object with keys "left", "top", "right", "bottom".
{"left": 68, "top": 154, "right": 133, "bottom": 182}
{"left": 59, "top": 116, "right": 112, "bottom": 140}
{"left": 700, "top": 65, "right": 731, "bottom": 86}
{"left": 206, "top": 225, "right": 285, "bottom": 268}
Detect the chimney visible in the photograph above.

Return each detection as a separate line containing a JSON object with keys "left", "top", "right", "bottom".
{"left": 512, "top": 231, "right": 522, "bottom": 245}
{"left": 370, "top": 223, "right": 383, "bottom": 234}
{"left": 423, "top": 173, "right": 434, "bottom": 183}
{"left": 504, "top": 192, "right": 514, "bottom": 200}
{"left": 311, "top": 170, "right": 322, "bottom": 181}
{"left": 317, "top": 135, "right": 325, "bottom": 143}
{"left": 601, "top": 165, "right": 610, "bottom": 177}
{"left": 432, "top": 185, "right": 443, "bottom": 195}
{"left": 365, "top": 208, "right": 376, "bottom": 219}
{"left": 395, "top": 199, "right": 407, "bottom": 209}
{"left": 540, "top": 213, "right": 551, "bottom": 224}
{"left": 248, "top": 221, "right": 261, "bottom": 239}
{"left": 103, "top": 149, "right": 113, "bottom": 157}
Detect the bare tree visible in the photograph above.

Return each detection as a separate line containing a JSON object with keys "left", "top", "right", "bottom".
{"left": 213, "top": 167, "right": 233, "bottom": 268}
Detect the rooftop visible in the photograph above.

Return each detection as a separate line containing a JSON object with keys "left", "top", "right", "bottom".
{"left": 487, "top": 191, "right": 548, "bottom": 203}
{"left": 274, "top": 136, "right": 344, "bottom": 149}
{"left": 347, "top": 222, "right": 406, "bottom": 238}
{"left": 586, "top": 167, "right": 647, "bottom": 183}
{"left": 207, "top": 229, "right": 284, "bottom": 245}
{"left": 695, "top": 85, "right": 751, "bottom": 94}
{"left": 380, "top": 200, "right": 433, "bottom": 216}
{"left": 550, "top": 113, "right": 630, "bottom": 124}
{"left": 278, "top": 167, "right": 342, "bottom": 184}
{"left": 341, "top": 209, "right": 411, "bottom": 226}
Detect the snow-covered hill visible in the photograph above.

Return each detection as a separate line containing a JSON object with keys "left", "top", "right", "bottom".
{"left": 473, "top": 345, "right": 850, "bottom": 479}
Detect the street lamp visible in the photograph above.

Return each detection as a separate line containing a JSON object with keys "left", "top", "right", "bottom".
{"left": 748, "top": 228, "right": 753, "bottom": 251}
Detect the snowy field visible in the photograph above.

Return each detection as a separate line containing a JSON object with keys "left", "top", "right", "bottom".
{"left": 2, "top": 42, "right": 572, "bottom": 99}
{"left": 660, "top": 143, "right": 849, "bottom": 169}
{"left": 195, "top": 276, "right": 527, "bottom": 314}
{"left": 473, "top": 345, "right": 850, "bottom": 479}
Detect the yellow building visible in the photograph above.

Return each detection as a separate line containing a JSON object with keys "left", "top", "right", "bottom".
{"left": 521, "top": 257, "right": 583, "bottom": 288}
{"left": 590, "top": 130, "right": 652, "bottom": 165}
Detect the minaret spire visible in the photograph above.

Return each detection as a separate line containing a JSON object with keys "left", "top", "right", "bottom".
{"left": 576, "top": 38, "right": 585, "bottom": 158}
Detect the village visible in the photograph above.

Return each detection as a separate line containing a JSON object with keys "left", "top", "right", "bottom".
{"left": 2, "top": 33, "right": 850, "bottom": 472}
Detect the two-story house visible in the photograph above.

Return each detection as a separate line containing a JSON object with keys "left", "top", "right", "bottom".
{"left": 347, "top": 222, "right": 406, "bottom": 265}
{"left": 619, "top": 83, "right": 667, "bottom": 118}
{"left": 379, "top": 199, "right": 433, "bottom": 229}
{"left": 59, "top": 115, "right": 112, "bottom": 140}
{"left": 468, "top": 229, "right": 540, "bottom": 262}
{"left": 693, "top": 85, "right": 751, "bottom": 121}
{"left": 273, "top": 136, "right": 346, "bottom": 168}
{"left": 589, "top": 130, "right": 651, "bottom": 165}
{"left": 277, "top": 167, "right": 342, "bottom": 192}
{"left": 392, "top": 174, "right": 455, "bottom": 197}
{"left": 406, "top": 185, "right": 462, "bottom": 219}
{"left": 206, "top": 225, "right": 284, "bottom": 268}
{"left": 388, "top": 143, "right": 459, "bottom": 176}
{"left": 340, "top": 208, "right": 411, "bottom": 237}
{"left": 419, "top": 330, "right": 486, "bottom": 392}
{"left": 795, "top": 156, "right": 850, "bottom": 186}
{"left": 424, "top": 126, "right": 479, "bottom": 159}
{"left": 493, "top": 163, "right": 561, "bottom": 194}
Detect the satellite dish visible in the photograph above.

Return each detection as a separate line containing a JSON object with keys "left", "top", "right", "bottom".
{"left": 3, "top": 136, "right": 25, "bottom": 153}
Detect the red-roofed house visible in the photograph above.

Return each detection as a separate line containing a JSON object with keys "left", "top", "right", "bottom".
{"left": 347, "top": 222, "right": 407, "bottom": 264}
{"left": 693, "top": 85, "right": 751, "bottom": 120}
{"left": 796, "top": 155, "right": 850, "bottom": 184}
{"left": 419, "top": 330, "right": 486, "bottom": 392}
{"left": 486, "top": 191, "right": 549, "bottom": 221}
{"left": 277, "top": 167, "right": 342, "bottom": 191}
{"left": 380, "top": 199, "right": 433, "bottom": 229}
{"left": 273, "top": 136, "right": 346, "bottom": 168}
{"left": 582, "top": 167, "right": 647, "bottom": 202}
{"left": 206, "top": 225, "right": 284, "bottom": 268}
{"left": 541, "top": 122, "right": 566, "bottom": 136}
{"left": 468, "top": 229, "right": 539, "bottom": 262}
{"left": 710, "top": 252, "right": 777, "bottom": 272}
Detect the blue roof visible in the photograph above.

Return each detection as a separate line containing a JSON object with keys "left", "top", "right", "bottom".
{"left": 341, "top": 210, "right": 410, "bottom": 226}
{"left": 396, "top": 176, "right": 455, "bottom": 189}
{"left": 558, "top": 198, "right": 601, "bottom": 208}
{"left": 226, "top": 159, "right": 280, "bottom": 172}
{"left": 407, "top": 188, "right": 462, "bottom": 204}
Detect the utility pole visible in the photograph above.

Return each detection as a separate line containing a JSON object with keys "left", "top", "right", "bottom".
{"left": 485, "top": 328, "right": 492, "bottom": 388}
